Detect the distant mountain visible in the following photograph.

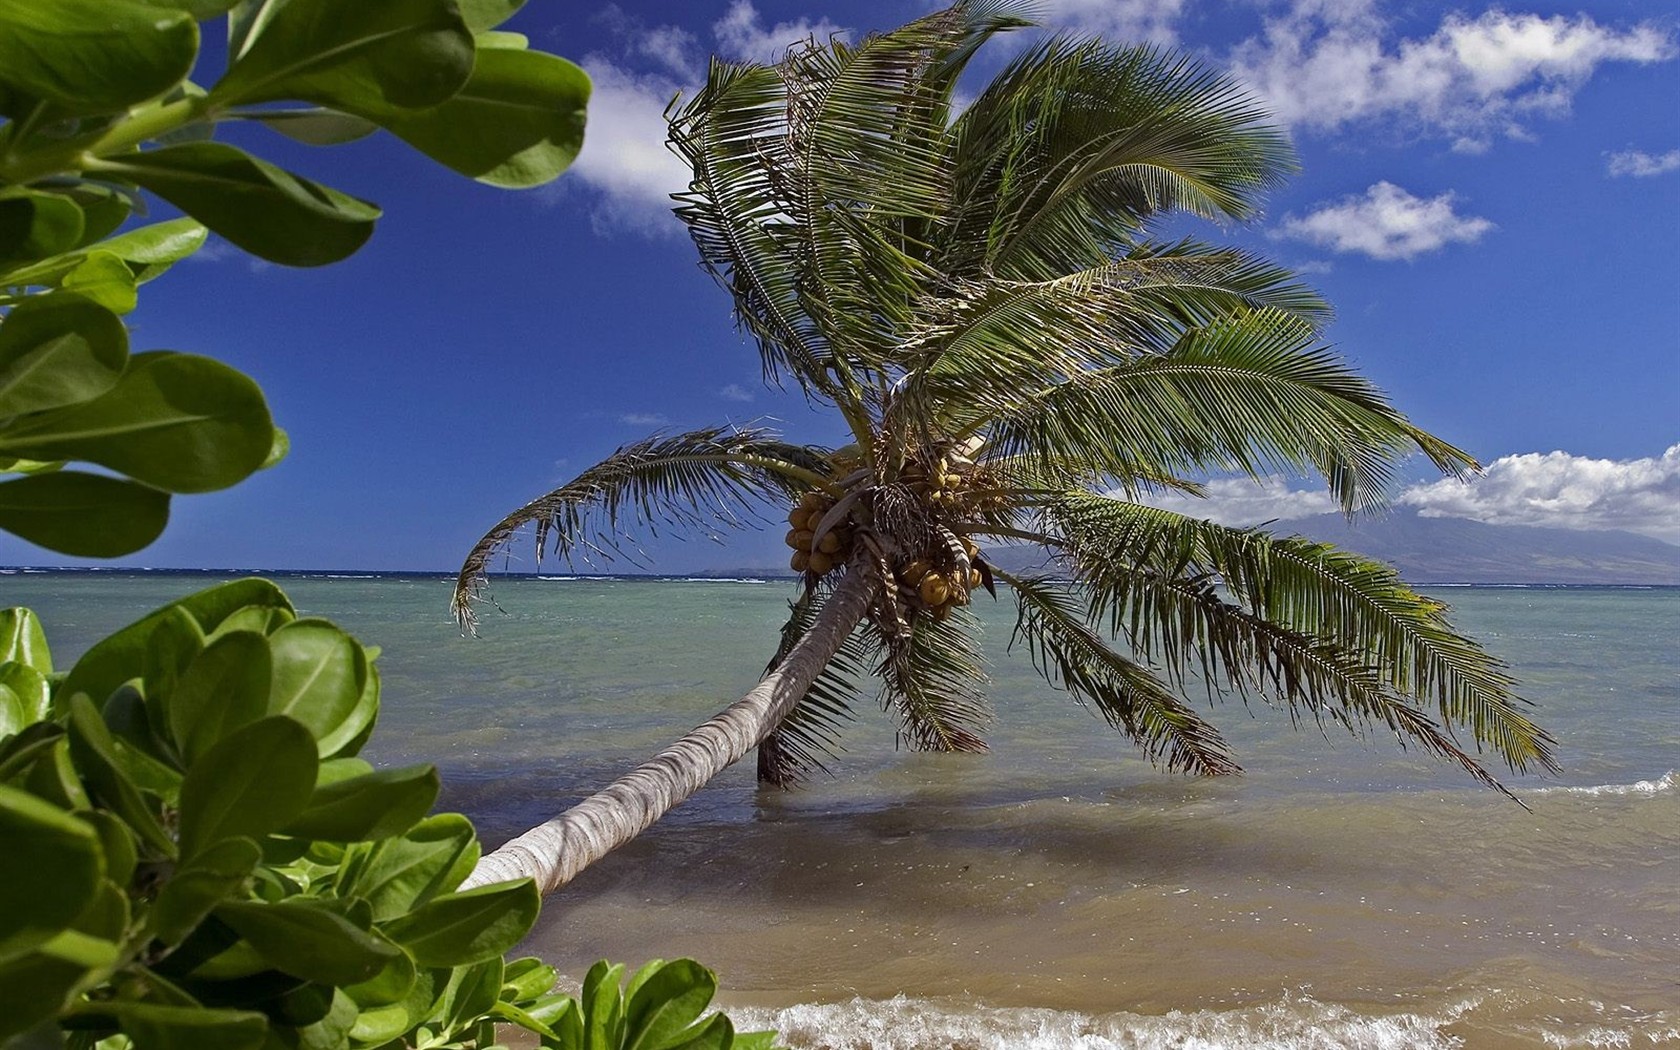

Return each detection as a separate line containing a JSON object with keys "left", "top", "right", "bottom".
{"left": 1277, "top": 510, "right": 1680, "bottom": 585}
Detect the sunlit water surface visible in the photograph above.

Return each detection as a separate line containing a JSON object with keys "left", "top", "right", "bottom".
{"left": 7, "top": 571, "right": 1678, "bottom": 1048}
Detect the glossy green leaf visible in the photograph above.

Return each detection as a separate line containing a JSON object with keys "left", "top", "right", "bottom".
{"left": 93, "top": 144, "right": 379, "bottom": 267}
{"left": 459, "top": 0, "right": 525, "bottom": 32}
{"left": 21, "top": 734, "right": 88, "bottom": 809}
{"left": 0, "top": 948, "right": 87, "bottom": 1041}
{"left": 212, "top": 0, "right": 473, "bottom": 116}
{"left": 341, "top": 937, "right": 416, "bottom": 1007}
{"left": 382, "top": 879, "right": 540, "bottom": 967}
{"left": 216, "top": 898, "right": 401, "bottom": 985}
{"left": 664, "top": 1014, "right": 733, "bottom": 1050}
{"left": 166, "top": 631, "right": 273, "bottom": 765}
{"left": 56, "top": 252, "right": 139, "bottom": 314}
{"left": 130, "top": 0, "right": 243, "bottom": 18}
{"left": 734, "top": 1031, "right": 781, "bottom": 1050}
{"left": 0, "top": 662, "right": 50, "bottom": 729}
{"left": 0, "top": 472, "right": 170, "bottom": 557}
{"left": 0, "top": 784, "right": 102, "bottom": 963}
{"left": 244, "top": 107, "right": 379, "bottom": 145}
{"left": 624, "top": 959, "right": 720, "bottom": 1050}
{"left": 0, "top": 456, "right": 65, "bottom": 474}
{"left": 0, "top": 607, "right": 51, "bottom": 674}
{"left": 385, "top": 48, "right": 589, "bottom": 188}
{"left": 0, "top": 291, "right": 128, "bottom": 417}
{"left": 584, "top": 960, "right": 627, "bottom": 1050}
{"left": 476, "top": 30, "right": 529, "bottom": 50}
{"left": 0, "top": 193, "right": 85, "bottom": 266}
{"left": 152, "top": 836, "right": 260, "bottom": 945}
{"left": 98, "top": 217, "right": 208, "bottom": 268}
{"left": 62, "top": 579, "right": 292, "bottom": 707}
{"left": 501, "top": 955, "right": 558, "bottom": 1001}
{"left": 64, "top": 695, "right": 173, "bottom": 854}
{"left": 266, "top": 619, "right": 371, "bottom": 756}
{"left": 79, "top": 809, "right": 137, "bottom": 888}
{"left": 0, "top": 0, "right": 197, "bottom": 115}
{"left": 0, "top": 351, "right": 275, "bottom": 494}
{"left": 105, "top": 1003, "right": 267, "bottom": 1050}
{"left": 101, "top": 686, "right": 186, "bottom": 799}
{"left": 438, "top": 957, "right": 503, "bottom": 1037}
{"left": 340, "top": 813, "right": 479, "bottom": 921}
{"left": 282, "top": 763, "right": 439, "bottom": 841}
{"left": 178, "top": 716, "right": 316, "bottom": 858}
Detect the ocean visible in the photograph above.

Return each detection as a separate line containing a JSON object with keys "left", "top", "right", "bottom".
{"left": 5, "top": 571, "right": 1678, "bottom": 1048}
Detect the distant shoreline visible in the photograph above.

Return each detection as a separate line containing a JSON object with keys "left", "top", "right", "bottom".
{"left": 4, "top": 566, "right": 1677, "bottom": 590}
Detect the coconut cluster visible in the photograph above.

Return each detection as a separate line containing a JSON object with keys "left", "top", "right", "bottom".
{"left": 892, "top": 536, "right": 984, "bottom": 620}
{"left": 785, "top": 490, "right": 854, "bottom": 576}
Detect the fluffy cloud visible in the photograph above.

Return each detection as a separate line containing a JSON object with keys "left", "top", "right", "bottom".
{"left": 1401, "top": 446, "right": 1680, "bottom": 543}
{"left": 712, "top": 0, "right": 846, "bottom": 63}
{"left": 719, "top": 383, "right": 755, "bottom": 402}
{"left": 1132, "top": 476, "right": 1339, "bottom": 525}
{"left": 563, "top": 59, "right": 690, "bottom": 236}
{"left": 1040, "top": 0, "right": 1186, "bottom": 46}
{"left": 1229, "top": 5, "right": 1674, "bottom": 149}
{"left": 1607, "top": 148, "right": 1680, "bottom": 178}
{"left": 1275, "top": 182, "right": 1494, "bottom": 261}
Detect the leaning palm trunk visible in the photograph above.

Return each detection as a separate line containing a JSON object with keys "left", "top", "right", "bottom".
{"left": 464, "top": 567, "right": 879, "bottom": 893}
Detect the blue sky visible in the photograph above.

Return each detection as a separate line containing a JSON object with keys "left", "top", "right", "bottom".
{"left": 4, "top": 0, "right": 1677, "bottom": 571}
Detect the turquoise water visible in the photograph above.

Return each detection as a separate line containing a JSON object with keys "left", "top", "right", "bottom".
{"left": 6, "top": 571, "right": 1679, "bottom": 1048}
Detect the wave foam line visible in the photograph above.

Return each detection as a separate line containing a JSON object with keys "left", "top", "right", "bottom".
{"left": 729, "top": 993, "right": 1466, "bottom": 1050}
{"left": 1533, "top": 770, "right": 1677, "bottom": 796}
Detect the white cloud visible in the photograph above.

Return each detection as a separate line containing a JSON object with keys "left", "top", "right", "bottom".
{"left": 1607, "top": 148, "right": 1680, "bottom": 178}
{"left": 1400, "top": 445, "right": 1680, "bottom": 543}
{"left": 719, "top": 383, "right": 755, "bottom": 402}
{"left": 1040, "top": 0, "right": 1186, "bottom": 46}
{"left": 620, "top": 412, "right": 671, "bottom": 427}
{"left": 562, "top": 57, "right": 690, "bottom": 236}
{"left": 1229, "top": 6, "right": 1674, "bottom": 148}
{"left": 1130, "top": 475, "right": 1339, "bottom": 525}
{"left": 1275, "top": 182, "right": 1494, "bottom": 261}
{"left": 712, "top": 0, "right": 847, "bottom": 63}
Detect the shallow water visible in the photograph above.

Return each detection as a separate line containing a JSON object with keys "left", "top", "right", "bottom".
{"left": 6, "top": 572, "right": 1678, "bottom": 1048}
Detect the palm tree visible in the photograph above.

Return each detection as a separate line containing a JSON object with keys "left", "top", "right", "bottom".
{"left": 454, "top": 2, "right": 1555, "bottom": 894}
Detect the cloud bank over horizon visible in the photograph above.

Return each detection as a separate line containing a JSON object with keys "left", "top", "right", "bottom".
{"left": 1133, "top": 446, "right": 1680, "bottom": 545}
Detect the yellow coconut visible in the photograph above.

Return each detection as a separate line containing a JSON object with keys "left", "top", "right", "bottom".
{"left": 899, "top": 559, "right": 930, "bottom": 585}
{"left": 968, "top": 567, "right": 984, "bottom": 589}
{"left": 800, "top": 490, "right": 825, "bottom": 510}
{"left": 932, "top": 603, "right": 952, "bottom": 621}
{"left": 791, "top": 550, "right": 810, "bottom": 572}
{"left": 808, "top": 551, "right": 834, "bottom": 575}
{"left": 943, "top": 474, "right": 962, "bottom": 489}
{"left": 792, "top": 529, "right": 815, "bottom": 550}
{"left": 920, "top": 573, "right": 949, "bottom": 606}
{"left": 784, "top": 529, "right": 804, "bottom": 549}
{"left": 817, "top": 531, "right": 844, "bottom": 554}
{"left": 788, "top": 507, "right": 810, "bottom": 528}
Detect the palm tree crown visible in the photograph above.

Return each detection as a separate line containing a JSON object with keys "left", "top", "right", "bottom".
{"left": 456, "top": 1, "right": 1553, "bottom": 890}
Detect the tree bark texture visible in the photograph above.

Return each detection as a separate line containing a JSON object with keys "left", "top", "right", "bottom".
{"left": 463, "top": 567, "right": 880, "bottom": 895}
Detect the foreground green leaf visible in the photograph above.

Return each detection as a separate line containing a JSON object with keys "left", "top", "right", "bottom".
{"left": 0, "top": 291, "right": 128, "bottom": 417}
{"left": 177, "top": 715, "right": 317, "bottom": 859}
{"left": 0, "top": 0, "right": 197, "bottom": 116}
{"left": 92, "top": 145, "right": 380, "bottom": 267}
{"left": 0, "top": 472, "right": 169, "bottom": 557}
{"left": 0, "top": 784, "right": 102, "bottom": 963}
{"left": 0, "top": 351, "right": 275, "bottom": 494}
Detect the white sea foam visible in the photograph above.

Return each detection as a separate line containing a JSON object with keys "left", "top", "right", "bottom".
{"left": 1533, "top": 770, "right": 1677, "bottom": 796}
{"left": 728, "top": 994, "right": 1466, "bottom": 1050}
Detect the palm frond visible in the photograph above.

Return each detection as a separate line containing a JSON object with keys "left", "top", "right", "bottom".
{"left": 865, "top": 606, "right": 992, "bottom": 754}
{"left": 453, "top": 427, "right": 829, "bottom": 630}
{"left": 942, "top": 39, "right": 1294, "bottom": 279}
{"left": 982, "top": 309, "right": 1474, "bottom": 513}
{"left": 893, "top": 246, "right": 1329, "bottom": 439}
{"left": 1001, "top": 569, "right": 1239, "bottom": 775}
{"left": 756, "top": 589, "right": 873, "bottom": 787}
{"left": 1043, "top": 493, "right": 1558, "bottom": 776}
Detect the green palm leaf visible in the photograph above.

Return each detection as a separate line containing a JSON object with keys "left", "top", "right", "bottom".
{"left": 1044, "top": 494, "right": 1558, "bottom": 775}
{"left": 983, "top": 309, "right": 1475, "bottom": 512}
{"left": 866, "top": 606, "right": 991, "bottom": 755}
{"left": 1001, "top": 568, "right": 1238, "bottom": 775}
{"left": 756, "top": 589, "right": 872, "bottom": 787}
{"left": 453, "top": 427, "right": 830, "bottom": 630}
